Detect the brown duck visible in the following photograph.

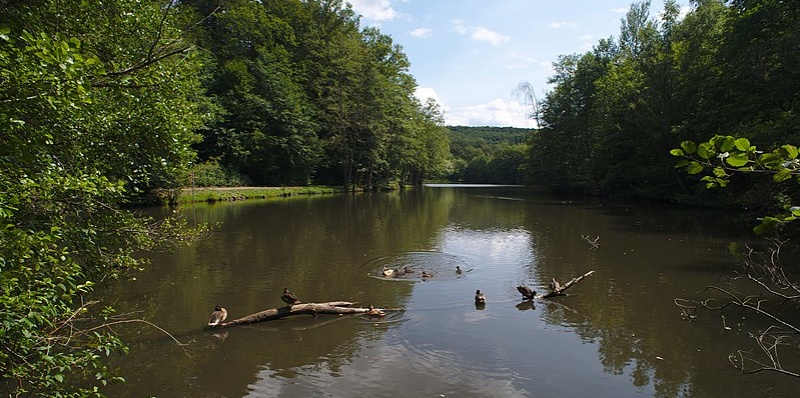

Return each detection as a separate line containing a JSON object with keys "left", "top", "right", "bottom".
{"left": 474, "top": 290, "right": 486, "bottom": 304}
{"left": 516, "top": 285, "right": 536, "bottom": 300}
{"left": 208, "top": 305, "right": 228, "bottom": 327}
{"left": 281, "top": 288, "right": 300, "bottom": 306}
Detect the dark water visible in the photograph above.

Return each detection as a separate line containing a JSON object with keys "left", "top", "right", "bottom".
{"left": 99, "top": 186, "right": 798, "bottom": 397}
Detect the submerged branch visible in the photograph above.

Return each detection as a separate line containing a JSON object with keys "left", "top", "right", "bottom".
{"left": 214, "top": 301, "right": 391, "bottom": 328}
{"left": 542, "top": 270, "right": 596, "bottom": 298}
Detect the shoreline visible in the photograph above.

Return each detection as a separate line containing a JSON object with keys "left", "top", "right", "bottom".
{"left": 175, "top": 186, "right": 347, "bottom": 204}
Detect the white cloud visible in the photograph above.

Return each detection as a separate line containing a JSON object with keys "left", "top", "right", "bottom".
{"left": 547, "top": 21, "right": 577, "bottom": 29}
{"left": 451, "top": 20, "right": 509, "bottom": 46}
{"left": 414, "top": 87, "right": 442, "bottom": 104}
{"left": 445, "top": 98, "right": 536, "bottom": 128}
{"left": 347, "top": 0, "right": 398, "bottom": 21}
{"left": 451, "top": 19, "right": 467, "bottom": 34}
{"left": 409, "top": 27, "right": 432, "bottom": 38}
{"left": 610, "top": 7, "right": 628, "bottom": 14}
{"left": 679, "top": 5, "right": 691, "bottom": 19}
{"left": 578, "top": 34, "right": 598, "bottom": 51}
{"left": 503, "top": 53, "right": 540, "bottom": 71}
{"left": 471, "top": 26, "right": 510, "bottom": 46}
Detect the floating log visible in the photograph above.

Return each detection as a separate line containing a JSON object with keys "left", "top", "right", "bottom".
{"left": 212, "top": 301, "right": 379, "bottom": 328}
{"left": 542, "top": 270, "right": 595, "bottom": 299}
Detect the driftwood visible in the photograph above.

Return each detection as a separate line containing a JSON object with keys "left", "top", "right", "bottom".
{"left": 212, "top": 301, "right": 381, "bottom": 328}
{"left": 542, "top": 270, "right": 595, "bottom": 298}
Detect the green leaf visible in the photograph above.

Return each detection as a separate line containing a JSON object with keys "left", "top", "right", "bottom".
{"left": 734, "top": 138, "right": 751, "bottom": 151}
{"left": 680, "top": 141, "right": 696, "bottom": 154}
{"left": 782, "top": 144, "right": 798, "bottom": 159}
{"left": 674, "top": 159, "right": 690, "bottom": 168}
{"left": 774, "top": 168, "right": 792, "bottom": 183}
{"left": 696, "top": 142, "right": 713, "bottom": 160}
{"left": 686, "top": 161, "right": 703, "bottom": 175}
{"left": 754, "top": 217, "right": 780, "bottom": 235}
{"left": 670, "top": 148, "right": 684, "bottom": 157}
{"left": 758, "top": 152, "right": 781, "bottom": 167}
{"left": 719, "top": 136, "right": 735, "bottom": 152}
{"left": 712, "top": 167, "right": 727, "bottom": 178}
{"left": 725, "top": 153, "right": 750, "bottom": 167}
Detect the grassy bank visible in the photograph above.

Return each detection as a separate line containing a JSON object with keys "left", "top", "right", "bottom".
{"left": 176, "top": 186, "right": 345, "bottom": 204}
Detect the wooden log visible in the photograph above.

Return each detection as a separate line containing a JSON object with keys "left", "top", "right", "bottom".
{"left": 214, "top": 301, "right": 374, "bottom": 328}
{"left": 542, "top": 270, "right": 595, "bottom": 298}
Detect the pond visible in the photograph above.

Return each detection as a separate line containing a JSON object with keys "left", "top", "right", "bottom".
{"left": 100, "top": 185, "right": 797, "bottom": 397}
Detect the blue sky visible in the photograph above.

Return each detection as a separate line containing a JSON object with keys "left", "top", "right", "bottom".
{"left": 347, "top": 0, "right": 690, "bottom": 127}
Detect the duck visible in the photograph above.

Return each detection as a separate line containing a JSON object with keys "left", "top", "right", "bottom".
{"left": 516, "top": 285, "right": 536, "bottom": 300}
{"left": 421, "top": 271, "right": 434, "bottom": 278}
{"left": 208, "top": 305, "right": 228, "bottom": 327}
{"left": 456, "top": 266, "right": 463, "bottom": 275}
{"left": 403, "top": 266, "right": 414, "bottom": 274}
{"left": 281, "top": 287, "right": 300, "bottom": 306}
{"left": 474, "top": 290, "right": 486, "bottom": 304}
{"left": 382, "top": 268, "right": 396, "bottom": 278}
{"left": 367, "top": 304, "right": 386, "bottom": 317}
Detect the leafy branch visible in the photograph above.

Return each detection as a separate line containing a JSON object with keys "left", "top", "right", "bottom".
{"left": 671, "top": 134, "right": 800, "bottom": 233}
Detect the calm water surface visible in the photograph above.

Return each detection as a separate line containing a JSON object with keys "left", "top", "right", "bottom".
{"left": 100, "top": 186, "right": 797, "bottom": 397}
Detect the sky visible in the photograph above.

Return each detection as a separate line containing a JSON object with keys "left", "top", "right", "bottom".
{"left": 346, "top": 0, "right": 690, "bottom": 127}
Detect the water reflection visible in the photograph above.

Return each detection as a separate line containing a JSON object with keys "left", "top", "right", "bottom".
{"left": 98, "top": 187, "right": 796, "bottom": 397}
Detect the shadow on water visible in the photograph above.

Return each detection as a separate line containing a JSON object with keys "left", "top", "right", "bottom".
{"left": 98, "top": 187, "right": 797, "bottom": 397}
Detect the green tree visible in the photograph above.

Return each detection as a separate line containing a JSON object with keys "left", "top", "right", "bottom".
{"left": 0, "top": 1, "right": 206, "bottom": 394}
{"left": 532, "top": 46, "right": 613, "bottom": 193}
{"left": 717, "top": 0, "right": 800, "bottom": 145}
{"left": 186, "top": 0, "right": 449, "bottom": 189}
{"left": 188, "top": 0, "right": 321, "bottom": 186}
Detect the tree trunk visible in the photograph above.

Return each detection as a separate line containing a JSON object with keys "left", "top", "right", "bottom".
{"left": 213, "top": 301, "right": 375, "bottom": 328}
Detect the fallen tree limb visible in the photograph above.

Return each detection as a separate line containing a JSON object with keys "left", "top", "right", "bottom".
{"left": 213, "top": 301, "right": 378, "bottom": 328}
{"left": 542, "top": 270, "right": 595, "bottom": 298}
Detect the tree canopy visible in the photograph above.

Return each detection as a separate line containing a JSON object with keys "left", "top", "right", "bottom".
{"left": 528, "top": 0, "right": 799, "bottom": 211}
{"left": 185, "top": 0, "right": 451, "bottom": 189}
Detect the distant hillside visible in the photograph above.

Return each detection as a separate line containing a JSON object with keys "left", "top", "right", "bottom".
{"left": 448, "top": 126, "right": 533, "bottom": 146}
{"left": 445, "top": 126, "right": 535, "bottom": 184}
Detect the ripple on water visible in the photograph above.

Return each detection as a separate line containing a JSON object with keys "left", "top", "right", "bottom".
{"left": 363, "top": 251, "right": 472, "bottom": 281}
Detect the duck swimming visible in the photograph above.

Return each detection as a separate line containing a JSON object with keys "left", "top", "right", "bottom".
{"left": 281, "top": 288, "right": 300, "bottom": 306}
{"left": 367, "top": 304, "right": 386, "bottom": 317}
{"left": 208, "top": 305, "right": 228, "bottom": 327}
{"left": 456, "top": 266, "right": 463, "bottom": 274}
{"left": 474, "top": 290, "right": 486, "bottom": 304}
{"left": 421, "top": 271, "right": 434, "bottom": 278}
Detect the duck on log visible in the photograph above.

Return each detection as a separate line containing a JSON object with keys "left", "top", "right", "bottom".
{"left": 542, "top": 270, "right": 595, "bottom": 298}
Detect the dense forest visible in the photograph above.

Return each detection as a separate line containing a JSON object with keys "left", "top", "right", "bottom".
{"left": 185, "top": 0, "right": 451, "bottom": 190}
{"left": 447, "top": 126, "right": 531, "bottom": 184}
{"left": 529, "top": 0, "right": 799, "bottom": 216}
